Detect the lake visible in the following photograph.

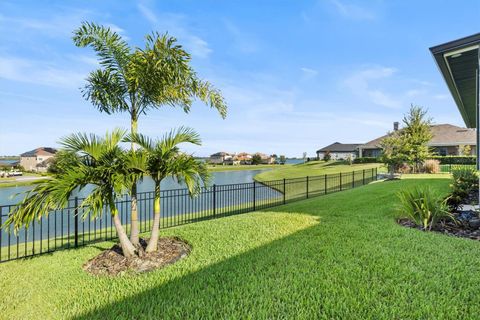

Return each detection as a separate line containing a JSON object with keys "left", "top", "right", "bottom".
{"left": 0, "top": 168, "right": 270, "bottom": 205}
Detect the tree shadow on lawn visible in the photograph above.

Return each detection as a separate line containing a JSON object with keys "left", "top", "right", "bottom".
{"left": 74, "top": 223, "right": 341, "bottom": 320}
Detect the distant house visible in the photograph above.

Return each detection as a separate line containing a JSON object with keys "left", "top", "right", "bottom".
{"left": 0, "top": 159, "right": 20, "bottom": 168}
{"left": 209, "top": 152, "right": 232, "bottom": 165}
{"left": 358, "top": 123, "right": 476, "bottom": 157}
{"left": 20, "top": 147, "right": 57, "bottom": 172}
{"left": 316, "top": 142, "right": 362, "bottom": 160}
{"left": 253, "top": 153, "right": 276, "bottom": 164}
{"left": 234, "top": 152, "right": 253, "bottom": 165}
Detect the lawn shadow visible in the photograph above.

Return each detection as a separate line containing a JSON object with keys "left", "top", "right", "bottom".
{"left": 73, "top": 222, "right": 327, "bottom": 319}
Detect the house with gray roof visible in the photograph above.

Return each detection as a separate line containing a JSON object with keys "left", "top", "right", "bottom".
{"left": 316, "top": 142, "right": 362, "bottom": 160}
{"left": 358, "top": 123, "right": 476, "bottom": 158}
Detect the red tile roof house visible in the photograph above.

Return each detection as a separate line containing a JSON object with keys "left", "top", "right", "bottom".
{"left": 20, "top": 147, "right": 57, "bottom": 172}
{"left": 316, "top": 142, "right": 363, "bottom": 161}
{"left": 358, "top": 123, "right": 476, "bottom": 158}
{"left": 234, "top": 152, "right": 253, "bottom": 165}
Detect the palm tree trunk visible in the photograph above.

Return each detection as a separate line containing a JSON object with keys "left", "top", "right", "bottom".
{"left": 146, "top": 184, "right": 161, "bottom": 253}
{"left": 129, "top": 115, "right": 140, "bottom": 246}
{"left": 130, "top": 184, "right": 140, "bottom": 245}
{"left": 110, "top": 200, "right": 136, "bottom": 258}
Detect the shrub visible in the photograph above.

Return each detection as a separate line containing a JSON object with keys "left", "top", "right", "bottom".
{"left": 430, "top": 156, "right": 476, "bottom": 164}
{"left": 448, "top": 168, "right": 479, "bottom": 209}
{"left": 251, "top": 154, "right": 262, "bottom": 165}
{"left": 353, "top": 157, "right": 380, "bottom": 164}
{"left": 423, "top": 159, "right": 440, "bottom": 173}
{"left": 397, "top": 163, "right": 411, "bottom": 174}
{"left": 397, "top": 186, "right": 452, "bottom": 230}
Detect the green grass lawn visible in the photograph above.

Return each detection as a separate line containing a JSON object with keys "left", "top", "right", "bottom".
{"left": 0, "top": 173, "right": 49, "bottom": 188}
{"left": 0, "top": 179, "right": 43, "bottom": 188}
{"left": 4, "top": 176, "right": 480, "bottom": 319}
{"left": 254, "top": 160, "right": 383, "bottom": 181}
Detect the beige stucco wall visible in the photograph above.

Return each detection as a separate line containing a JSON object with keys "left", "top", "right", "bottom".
{"left": 20, "top": 156, "right": 37, "bottom": 171}
{"left": 20, "top": 154, "right": 55, "bottom": 172}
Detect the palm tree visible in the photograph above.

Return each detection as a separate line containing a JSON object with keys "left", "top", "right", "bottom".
{"left": 72, "top": 22, "right": 227, "bottom": 247}
{"left": 5, "top": 129, "right": 138, "bottom": 258}
{"left": 125, "top": 127, "right": 209, "bottom": 253}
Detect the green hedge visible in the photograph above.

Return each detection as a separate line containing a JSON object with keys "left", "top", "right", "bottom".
{"left": 355, "top": 155, "right": 476, "bottom": 165}
{"left": 429, "top": 156, "right": 476, "bottom": 164}
{"left": 353, "top": 157, "right": 381, "bottom": 164}
{"left": 439, "top": 164, "right": 476, "bottom": 173}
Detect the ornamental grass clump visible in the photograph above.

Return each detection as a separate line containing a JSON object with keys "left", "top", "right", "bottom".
{"left": 397, "top": 186, "right": 452, "bottom": 230}
{"left": 423, "top": 159, "right": 440, "bottom": 174}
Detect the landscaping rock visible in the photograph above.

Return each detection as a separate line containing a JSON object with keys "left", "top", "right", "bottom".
{"left": 469, "top": 219, "right": 480, "bottom": 229}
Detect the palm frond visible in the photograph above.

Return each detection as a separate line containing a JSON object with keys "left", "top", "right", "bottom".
{"left": 73, "top": 22, "right": 130, "bottom": 75}
{"left": 190, "top": 78, "right": 227, "bottom": 119}
{"left": 82, "top": 69, "right": 129, "bottom": 114}
{"left": 4, "top": 166, "right": 88, "bottom": 232}
{"left": 160, "top": 127, "right": 202, "bottom": 152}
{"left": 171, "top": 154, "right": 210, "bottom": 196}
{"left": 124, "top": 132, "right": 156, "bottom": 152}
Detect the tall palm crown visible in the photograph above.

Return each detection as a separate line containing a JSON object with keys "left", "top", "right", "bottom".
{"left": 72, "top": 22, "right": 227, "bottom": 126}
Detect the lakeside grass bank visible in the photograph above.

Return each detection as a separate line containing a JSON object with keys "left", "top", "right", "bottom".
{"left": 254, "top": 160, "right": 384, "bottom": 181}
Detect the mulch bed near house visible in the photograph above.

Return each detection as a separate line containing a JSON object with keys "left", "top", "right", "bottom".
{"left": 83, "top": 237, "right": 191, "bottom": 276}
{"left": 398, "top": 210, "right": 480, "bottom": 241}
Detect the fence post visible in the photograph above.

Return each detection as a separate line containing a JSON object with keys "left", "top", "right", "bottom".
{"left": 305, "top": 176, "right": 308, "bottom": 199}
{"left": 340, "top": 172, "right": 342, "bottom": 191}
{"left": 283, "top": 178, "right": 286, "bottom": 204}
{"left": 253, "top": 181, "right": 256, "bottom": 211}
{"left": 372, "top": 168, "right": 375, "bottom": 181}
{"left": 324, "top": 174, "right": 327, "bottom": 194}
{"left": 212, "top": 184, "right": 216, "bottom": 218}
{"left": 362, "top": 169, "right": 365, "bottom": 185}
{"left": 74, "top": 197, "right": 79, "bottom": 248}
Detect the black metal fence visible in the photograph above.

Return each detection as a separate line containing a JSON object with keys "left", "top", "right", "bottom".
{"left": 0, "top": 168, "right": 377, "bottom": 262}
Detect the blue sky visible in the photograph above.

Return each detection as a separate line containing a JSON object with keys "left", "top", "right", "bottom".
{"left": 0, "top": 0, "right": 479, "bottom": 157}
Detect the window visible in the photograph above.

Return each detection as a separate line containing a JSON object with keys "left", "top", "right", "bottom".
{"left": 437, "top": 147, "right": 447, "bottom": 156}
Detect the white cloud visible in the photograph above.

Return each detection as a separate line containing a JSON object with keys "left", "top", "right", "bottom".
{"left": 223, "top": 19, "right": 259, "bottom": 54}
{"left": 405, "top": 89, "right": 425, "bottom": 97}
{"left": 0, "top": 10, "right": 90, "bottom": 37}
{"left": 137, "top": 3, "right": 212, "bottom": 58}
{"left": 344, "top": 66, "right": 401, "bottom": 109}
{"left": 433, "top": 93, "right": 450, "bottom": 100}
{"left": 301, "top": 67, "right": 318, "bottom": 78}
{"left": 330, "top": 0, "right": 376, "bottom": 21}
{"left": 137, "top": 4, "right": 158, "bottom": 25}
{"left": 0, "top": 56, "right": 86, "bottom": 88}
{"left": 103, "top": 23, "right": 130, "bottom": 41}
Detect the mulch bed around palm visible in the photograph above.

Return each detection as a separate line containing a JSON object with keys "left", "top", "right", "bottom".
{"left": 83, "top": 237, "right": 191, "bottom": 276}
